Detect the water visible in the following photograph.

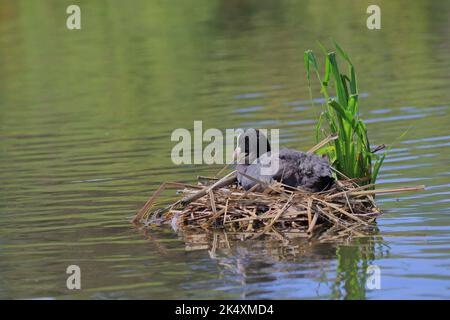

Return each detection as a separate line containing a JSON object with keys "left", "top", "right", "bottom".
{"left": 0, "top": 0, "right": 449, "bottom": 299}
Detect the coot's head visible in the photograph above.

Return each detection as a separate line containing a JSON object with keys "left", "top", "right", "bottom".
{"left": 233, "top": 128, "right": 271, "bottom": 164}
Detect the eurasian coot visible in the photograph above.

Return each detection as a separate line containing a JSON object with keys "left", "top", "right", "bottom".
{"left": 233, "top": 128, "right": 334, "bottom": 192}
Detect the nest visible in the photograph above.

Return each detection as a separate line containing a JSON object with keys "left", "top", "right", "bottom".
{"left": 133, "top": 171, "right": 424, "bottom": 243}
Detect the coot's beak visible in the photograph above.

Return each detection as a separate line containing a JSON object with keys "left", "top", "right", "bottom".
{"left": 232, "top": 147, "right": 241, "bottom": 161}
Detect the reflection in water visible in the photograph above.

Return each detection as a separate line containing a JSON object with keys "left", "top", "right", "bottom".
{"left": 139, "top": 225, "right": 387, "bottom": 299}
{"left": 331, "top": 238, "right": 389, "bottom": 299}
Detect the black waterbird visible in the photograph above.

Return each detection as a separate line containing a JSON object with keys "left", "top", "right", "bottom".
{"left": 232, "top": 128, "right": 334, "bottom": 192}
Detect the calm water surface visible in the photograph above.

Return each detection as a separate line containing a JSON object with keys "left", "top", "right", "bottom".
{"left": 0, "top": 0, "right": 449, "bottom": 299}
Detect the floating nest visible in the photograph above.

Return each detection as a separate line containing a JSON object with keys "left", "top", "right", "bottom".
{"left": 133, "top": 171, "right": 424, "bottom": 243}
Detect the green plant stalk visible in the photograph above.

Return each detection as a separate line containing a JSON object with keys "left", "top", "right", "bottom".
{"left": 304, "top": 41, "right": 386, "bottom": 185}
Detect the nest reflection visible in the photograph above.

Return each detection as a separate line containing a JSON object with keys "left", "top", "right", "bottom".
{"left": 176, "top": 223, "right": 383, "bottom": 259}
